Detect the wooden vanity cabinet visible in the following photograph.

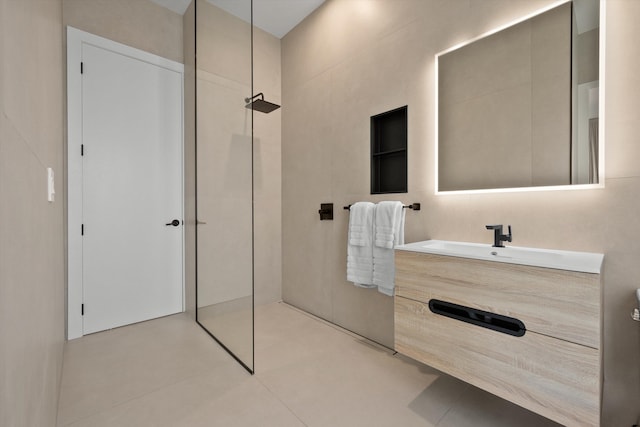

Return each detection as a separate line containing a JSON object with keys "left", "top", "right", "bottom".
{"left": 394, "top": 250, "right": 602, "bottom": 427}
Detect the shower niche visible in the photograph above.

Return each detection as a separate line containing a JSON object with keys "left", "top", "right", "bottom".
{"left": 371, "top": 106, "right": 408, "bottom": 194}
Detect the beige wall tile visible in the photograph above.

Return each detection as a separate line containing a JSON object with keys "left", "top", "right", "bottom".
{"left": 195, "top": 71, "right": 253, "bottom": 305}
{"left": 439, "top": 3, "right": 571, "bottom": 191}
{"left": 253, "top": 25, "right": 283, "bottom": 306}
{"left": 196, "top": 0, "right": 282, "bottom": 307}
{"left": 282, "top": 0, "right": 640, "bottom": 424}
{"left": 577, "top": 28, "right": 599, "bottom": 84}
{"left": 0, "top": 0, "right": 65, "bottom": 425}
{"left": 604, "top": 0, "right": 640, "bottom": 180}
{"left": 63, "top": 0, "right": 183, "bottom": 63}
{"left": 183, "top": 1, "right": 197, "bottom": 317}
{"left": 196, "top": 2, "right": 251, "bottom": 85}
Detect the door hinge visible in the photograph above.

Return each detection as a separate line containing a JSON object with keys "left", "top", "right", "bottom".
{"left": 81, "top": 144, "right": 84, "bottom": 156}
{"left": 81, "top": 62, "right": 84, "bottom": 74}
{"left": 81, "top": 304, "right": 84, "bottom": 316}
{"left": 81, "top": 224, "right": 84, "bottom": 235}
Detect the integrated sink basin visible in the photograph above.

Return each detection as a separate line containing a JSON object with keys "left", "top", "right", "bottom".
{"left": 396, "top": 240, "right": 603, "bottom": 273}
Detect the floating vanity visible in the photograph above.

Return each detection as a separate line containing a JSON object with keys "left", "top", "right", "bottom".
{"left": 394, "top": 240, "right": 604, "bottom": 427}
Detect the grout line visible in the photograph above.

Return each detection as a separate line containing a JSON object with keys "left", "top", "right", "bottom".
{"left": 276, "top": 301, "right": 396, "bottom": 354}
{"left": 57, "top": 367, "right": 220, "bottom": 427}
{"left": 254, "top": 376, "right": 310, "bottom": 427}
{"left": 56, "top": 317, "right": 243, "bottom": 426}
{"left": 1, "top": 110, "right": 50, "bottom": 170}
{"left": 54, "top": 344, "right": 68, "bottom": 427}
{"left": 433, "top": 383, "right": 472, "bottom": 427}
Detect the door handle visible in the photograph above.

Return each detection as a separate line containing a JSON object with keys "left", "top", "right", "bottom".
{"left": 165, "top": 219, "right": 180, "bottom": 227}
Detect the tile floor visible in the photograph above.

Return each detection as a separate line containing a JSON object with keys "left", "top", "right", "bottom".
{"left": 56, "top": 302, "right": 561, "bottom": 426}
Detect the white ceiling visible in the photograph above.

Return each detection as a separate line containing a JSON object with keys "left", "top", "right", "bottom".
{"left": 148, "top": 0, "right": 325, "bottom": 39}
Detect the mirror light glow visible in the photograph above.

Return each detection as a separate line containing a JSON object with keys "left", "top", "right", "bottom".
{"left": 434, "top": 0, "right": 605, "bottom": 195}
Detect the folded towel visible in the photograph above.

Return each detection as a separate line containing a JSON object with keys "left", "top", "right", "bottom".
{"left": 374, "top": 201, "right": 405, "bottom": 248}
{"left": 347, "top": 202, "right": 376, "bottom": 288}
{"left": 373, "top": 201, "right": 406, "bottom": 296}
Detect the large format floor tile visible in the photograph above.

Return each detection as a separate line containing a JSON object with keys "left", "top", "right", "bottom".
{"left": 57, "top": 302, "right": 561, "bottom": 426}
{"left": 57, "top": 313, "right": 234, "bottom": 425}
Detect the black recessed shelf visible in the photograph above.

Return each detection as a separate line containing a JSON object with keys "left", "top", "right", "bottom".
{"left": 371, "top": 106, "right": 407, "bottom": 194}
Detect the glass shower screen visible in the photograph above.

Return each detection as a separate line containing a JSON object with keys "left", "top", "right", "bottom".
{"left": 195, "top": 0, "right": 254, "bottom": 373}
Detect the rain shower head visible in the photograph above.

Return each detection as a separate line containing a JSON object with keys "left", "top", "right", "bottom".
{"left": 245, "top": 93, "right": 280, "bottom": 114}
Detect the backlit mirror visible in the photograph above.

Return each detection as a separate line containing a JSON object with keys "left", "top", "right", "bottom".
{"left": 436, "top": 0, "right": 603, "bottom": 193}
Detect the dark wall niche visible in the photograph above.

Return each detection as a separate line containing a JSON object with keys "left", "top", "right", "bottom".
{"left": 371, "top": 106, "right": 408, "bottom": 194}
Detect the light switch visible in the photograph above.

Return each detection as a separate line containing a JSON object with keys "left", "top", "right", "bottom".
{"left": 47, "top": 167, "right": 55, "bottom": 202}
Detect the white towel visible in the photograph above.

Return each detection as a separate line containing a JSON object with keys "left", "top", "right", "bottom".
{"left": 347, "top": 202, "right": 376, "bottom": 288}
{"left": 373, "top": 201, "right": 405, "bottom": 296}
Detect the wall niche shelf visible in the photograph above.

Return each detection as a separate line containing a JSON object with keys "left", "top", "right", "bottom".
{"left": 371, "top": 106, "right": 407, "bottom": 194}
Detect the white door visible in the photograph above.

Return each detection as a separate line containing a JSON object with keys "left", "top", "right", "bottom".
{"left": 67, "top": 28, "right": 184, "bottom": 336}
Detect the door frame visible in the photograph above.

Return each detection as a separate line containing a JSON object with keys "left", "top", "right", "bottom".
{"left": 67, "top": 26, "right": 185, "bottom": 339}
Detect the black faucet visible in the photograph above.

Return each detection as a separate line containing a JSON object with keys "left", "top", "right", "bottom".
{"left": 486, "top": 224, "right": 512, "bottom": 248}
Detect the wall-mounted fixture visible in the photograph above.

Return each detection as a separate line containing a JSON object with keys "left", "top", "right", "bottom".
{"left": 436, "top": 1, "right": 605, "bottom": 194}
{"left": 245, "top": 92, "right": 280, "bottom": 113}
{"left": 344, "top": 203, "right": 420, "bottom": 211}
{"left": 319, "top": 203, "right": 333, "bottom": 220}
{"left": 47, "top": 167, "right": 55, "bottom": 202}
{"left": 395, "top": 243, "right": 603, "bottom": 427}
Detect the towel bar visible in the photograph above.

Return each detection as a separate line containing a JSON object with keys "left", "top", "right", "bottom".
{"left": 343, "top": 202, "right": 420, "bottom": 211}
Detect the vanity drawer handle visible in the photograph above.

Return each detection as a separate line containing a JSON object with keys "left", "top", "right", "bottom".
{"left": 428, "top": 299, "right": 526, "bottom": 337}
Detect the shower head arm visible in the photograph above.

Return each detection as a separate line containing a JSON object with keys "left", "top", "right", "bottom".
{"left": 244, "top": 93, "right": 264, "bottom": 104}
